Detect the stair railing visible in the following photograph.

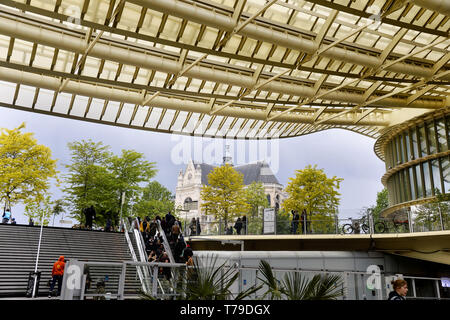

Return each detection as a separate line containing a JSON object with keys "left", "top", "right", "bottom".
{"left": 121, "top": 218, "right": 149, "bottom": 293}
{"left": 131, "top": 218, "right": 166, "bottom": 295}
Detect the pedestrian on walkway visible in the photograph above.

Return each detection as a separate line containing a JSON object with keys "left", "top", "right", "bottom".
{"left": 196, "top": 217, "right": 201, "bottom": 236}
{"left": 49, "top": 256, "right": 65, "bottom": 297}
{"left": 189, "top": 218, "right": 197, "bottom": 236}
{"left": 234, "top": 217, "right": 243, "bottom": 235}
{"left": 291, "top": 210, "right": 299, "bottom": 234}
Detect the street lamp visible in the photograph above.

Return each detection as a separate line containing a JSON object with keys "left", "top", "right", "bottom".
{"left": 32, "top": 211, "right": 44, "bottom": 299}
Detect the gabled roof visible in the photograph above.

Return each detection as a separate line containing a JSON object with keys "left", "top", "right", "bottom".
{"left": 193, "top": 161, "right": 280, "bottom": 186}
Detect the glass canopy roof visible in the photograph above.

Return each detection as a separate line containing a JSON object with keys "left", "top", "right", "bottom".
{"left": 0, "top": 0, "right": 448, "bottom": 139}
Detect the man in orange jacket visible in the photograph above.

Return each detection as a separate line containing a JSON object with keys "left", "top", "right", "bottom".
{"left": 49, "top": 256, "right": 65, "bottom": 298}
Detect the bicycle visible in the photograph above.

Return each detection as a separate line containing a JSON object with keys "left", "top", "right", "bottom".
{"left": 342, "top": 217, "right": 386, "bottom": 234}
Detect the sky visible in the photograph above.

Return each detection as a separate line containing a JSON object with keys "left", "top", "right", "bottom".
{"left": 0, "top": 107, "right": 386, "bottom": 226}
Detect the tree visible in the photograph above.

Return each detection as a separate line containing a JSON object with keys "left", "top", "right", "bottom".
{"left": 370, "top": 188, "right": 389, "bottom": 222}
{"left": 107, "top": 149, "right": 157, "bottom": 221}
{"left": 0, "top": 123, "right": 57, "bottom": 214}
{"left": 200, "top": 164, "right": 250, "bottom": 228}
{"left": 51, "top": 199, "right": 66, "bottom": 227}
{"left": 24, "top": 195, "right": 54, "bottom": 226}
{"left": 63, "top": 141, "right": 158, "bottom": 227}
{"left": 276, "top": 209, "right": 291, "bottom": 234}
{"left": 63, "top": 140, "right": 112, "bottom": 224}
{"left": 283, "top": 165, "right": 342, "bottom": 234}
{"left": 245, "top": 181, "right": 269, "bottom": 234}
{"left": 413, "top": 190, "right": 450, "bottom": 231}
{"left": 133, "top": 181, "right": 175, "bottom": 219}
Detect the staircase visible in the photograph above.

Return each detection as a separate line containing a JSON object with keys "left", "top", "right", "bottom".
{"left": 0, "top": 224, "right": 142, "bottom": 298}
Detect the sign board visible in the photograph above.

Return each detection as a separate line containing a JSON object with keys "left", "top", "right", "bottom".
{"left": 441, "top": 277, "right": 450, "bottom": 288}
{"left": 263, "top": 208, "right": 275, "bottom": 234}
{"left": 59, "top": 219, "right": 73, "bottom": 225}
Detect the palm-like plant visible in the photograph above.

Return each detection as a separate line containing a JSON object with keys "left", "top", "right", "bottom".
{"left": 185, "top": 254, "right": 260, "bottom": 300}
{"left": 140, "top": 254, "right": 261, "bottom": 300}
{"left": 258, "top": 260, "right": 344, "bottom": 300}
{"left": 257, "top": 260, "right": 284, "bottom": 300}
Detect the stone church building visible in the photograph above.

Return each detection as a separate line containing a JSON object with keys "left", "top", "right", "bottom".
{"left": 175, "top": 158, "right": 286, "bottom": 230}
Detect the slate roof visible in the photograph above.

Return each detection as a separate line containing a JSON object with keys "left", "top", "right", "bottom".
{"left": 193, "top": 161, "right": 280, "bottom": 186}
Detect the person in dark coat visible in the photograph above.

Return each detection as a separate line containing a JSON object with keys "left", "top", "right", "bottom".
{"left": 291, "top": 210, "right": 299, "bottom": 234}
{"left": 189, "top": 218, "right": 197, "bottom": 236}
{"left": 195, "top": 217, "right": 201, "bottom": 235}
{"left": 84, "top": 206, "right": 96, "bottom": 230}
{"left": 388, "top": 279, "right": 408, "bottom": 300}
{"left": 300, "top": 209, "right": 307, "bottom": 234}
{"left": 234, "top": 217, "right": 243, "bottom": 235}
{"left": 242, "top": 215, "right": 247, "bottom": 235}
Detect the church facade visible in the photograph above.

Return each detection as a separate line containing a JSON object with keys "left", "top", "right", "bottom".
{"left": 175, "top": 159, "right": 287, "bottom": 228}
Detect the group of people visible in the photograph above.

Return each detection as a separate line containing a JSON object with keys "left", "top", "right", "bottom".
{"left": 139, "top": 212, "right": 194, "bottom": 280}
{"left": 225, "top": 216, "right": 247, "bottom": 235}
{"left": 291, "top": 209, "right": 309, "bottom": 234}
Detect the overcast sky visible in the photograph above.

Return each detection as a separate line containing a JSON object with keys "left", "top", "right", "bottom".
{"left": 0, "top": 107, "right": 386, "bottom": 226}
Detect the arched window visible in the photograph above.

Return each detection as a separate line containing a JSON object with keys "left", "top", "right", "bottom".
{"left": 184, "top": 197, "right": 192, "bottom": 204}
{"left": 266, "top": 194, "right": 271, "bottom": 206}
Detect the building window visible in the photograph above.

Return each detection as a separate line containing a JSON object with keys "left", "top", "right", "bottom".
{"left": 418, "top": 125, "right": 428, "bottom": 157}
{"left": 431, "top": 159, "right": 442, "bottom": 195}
{"left": 427, "top": 121, "right": 438, "bottom": 155}
{"left": 266, "top": 194, "right": 271, "bottom": 206}
{"left": 436, "top": 119, "right": 448, "bottom": 152}
{"left": 422, "top": 162, "right": 432, "bottom": 197}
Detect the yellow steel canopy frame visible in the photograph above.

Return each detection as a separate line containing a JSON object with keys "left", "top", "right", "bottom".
{"left": 0, "top": 0, "right": 448, "bottom": 140}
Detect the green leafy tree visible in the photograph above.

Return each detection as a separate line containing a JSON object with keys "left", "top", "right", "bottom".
{"left": 133, "top": 181, "right": 175, "bottom": 219}
{"left": 245, "top": 182, "right": 269, "bottom": 234}
{"left": 413, "top": 190, "right": 450, "bottom": 231}
{"left": 0, "top": 123, "right": 57, "bottom": 213}
{"left": 283, "top": 165, "right": 342, "bottom": 234}
{"left": 63, "top": 140, "right": 112, "bottom": 224}
{"left": 107, "top": 149, "right": 157, "bottom": 220}
{"left": 370, "top": 188, "right": 389, "bottom": 222}
{"left": 276, "top": 209, "right": 291, "bottom": 234}
{"left": 24, "top": 195, "right": 54, "bottom": 226}
{"left": 201, "top": 164, "right": 250, "bottom": 227}
{"left": 64, "top": 141, "right": 157, "bottom": 227}
{"left": 51, "top": 199, "right": 66, "bottom": 227}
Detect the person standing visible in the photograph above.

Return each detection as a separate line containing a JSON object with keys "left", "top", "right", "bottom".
{"left": 300, "top": 209, "right": 307, "bottom": 234}
{"left": 242, "top": 215, "right": 247, "bottom": 235}
{"left": 49, "top": 256, "right": 65, "bottom": 298}
{"left": 105, "top": 216, "right": 112, "bottom": 232}
{"left": 195, "top": 217, "right": 201, "bottom": 236}
{"left": 388, "top": 279, "right": 408, "bottom": 300}
{"left": 2, "top": 208, "right": 11, "bottom": 224}
{"left": 83, "top": 206, "right": 96, "bottom": 230}
{"left": 171, "top": 221, "right": 181, "bottom": 241}
{"left": 189, "top": 218, "right": 197, "bottom": 236}
{"left": 234, "top": 217, "right": 243, "bottom": 235}
{"left": 291, "top": 210, "right": 299, "bottom": 234}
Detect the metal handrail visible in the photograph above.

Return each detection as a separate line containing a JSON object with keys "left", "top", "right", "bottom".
{"left": 156, "top": 220, "right": 176, "bottom": 264}
{"left": 121, "top": 219, "right": 148, "bottom": 293}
